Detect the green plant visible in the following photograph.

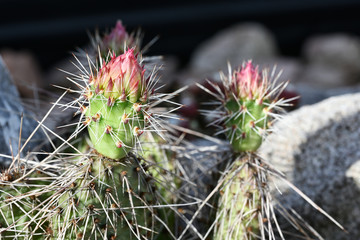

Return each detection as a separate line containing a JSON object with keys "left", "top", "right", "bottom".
{"left": 0, "top": 36, "right": 177, "bottom": 239}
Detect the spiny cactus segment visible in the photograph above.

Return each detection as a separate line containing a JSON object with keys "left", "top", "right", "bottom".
{"left": 200, "top": 60, "right": 290, "bottom": 153}
{"left": 198, "top": 61, "right": 292, "bottom": 239}
{"left": 214, "top": 154, "right": 262, "bottom": 240}
{"left": 84, "top": 49, "right": 149, "bottom": 159}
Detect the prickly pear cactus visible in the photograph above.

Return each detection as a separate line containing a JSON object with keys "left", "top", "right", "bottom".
{"left": 84, "top": 49, "right": 148, "bottom": 159}
{"left": 42, "top": 44, "right": 169, "bottom": 239}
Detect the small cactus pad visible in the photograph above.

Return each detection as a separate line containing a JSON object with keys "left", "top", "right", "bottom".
{"left": 224, "top": 61, "right": 270, "bottom": 152}
{"left": 85, "top": 49, "right": 148, "bottom": 159}
{"left": 225, "top": 98, "right": 269, "bottom": 152}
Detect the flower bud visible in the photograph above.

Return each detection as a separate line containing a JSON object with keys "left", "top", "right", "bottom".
{"left": 103, "top": 20, "right": 128, "bottom": 50}
{"left": 231, "top": 61, "right": 264, "bottom": 101}
{"left": 93, "top": 49, "right": 145, "bottom": 103}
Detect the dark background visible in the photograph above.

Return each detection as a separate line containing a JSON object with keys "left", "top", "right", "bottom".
{"left": 0, "top": 0, "right": 359, "bottom": 71}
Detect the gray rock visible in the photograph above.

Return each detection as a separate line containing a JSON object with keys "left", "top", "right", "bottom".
{"left": 259, "top": 93, "right": 360, "bottom": 239}
{"left": 304, "top": 34, "right": 360, "bottom": 74}
{"left": 0, "top": 56, "right": 44, "bottom": 166}
{"left": 190, "top": 23, "right": 278, "bottom": 76}
{"left": 346, "top": 161, "right": 360, "bottom": 188}
{"left": 302, "top": 34, "right": 360, "bottom": 86}
{"left": 299, "top": 64, "right": 351, "bottom": 88}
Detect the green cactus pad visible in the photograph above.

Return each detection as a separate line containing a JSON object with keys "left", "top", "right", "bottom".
{"left": 49, "top": 154, "right": 157, "bottom": 239}
{"left": 225, "top": 99, "right": 269, "bottom": 152}
{"left": 86, "top": 94, "right": 144, "bottom": 160}
{"left": 214, "top": 156, "right": 260, "bottom": 240}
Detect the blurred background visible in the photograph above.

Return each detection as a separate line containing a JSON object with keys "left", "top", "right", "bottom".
{"left": 1, "top": 0, "right": 360, "bottom": 68}
{"left": 2, "top": 0, "right": 360, "bottom": 107}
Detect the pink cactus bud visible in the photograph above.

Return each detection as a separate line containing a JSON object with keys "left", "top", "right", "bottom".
{"left": 231, "top": 61, "right": 266, "bottom": 101}
{"left": 103, "top": 21, "right": 129, "bottom": 50}
{"left": 120, "top": 49, "right": 143, "bottom": 102}
{"left": 92, "top": 49, "right": 145, "bottom": 103}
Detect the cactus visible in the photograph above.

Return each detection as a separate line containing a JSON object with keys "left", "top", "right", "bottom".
{"left": 36, "top": 46, "right": 166, "bottom": 239}
{"left": 199, "top": 61, "right": 290, "bottom": 239}
{"left": 92, "top": 21, "right": 182, "bottom": 238}
{"left": 213, "top": 154, "right": 261, "bottom": 239}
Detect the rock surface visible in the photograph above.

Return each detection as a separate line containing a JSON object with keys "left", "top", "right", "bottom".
{"left": 303, "top": 34, "right": 360, "bottom": 75}
{"left": 301, "top": 34, "right": 360, "bottom": 87}
{"left": 259, "top": 93, "right": 360, "bottom": 239}
{"left": 0, "top": 56, "right": 44, "bottom": 166}
{"left": 190, "top": 23, "right": 277, "bottom": 76}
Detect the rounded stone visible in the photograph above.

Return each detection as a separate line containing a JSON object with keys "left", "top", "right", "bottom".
{"left": 259, "top": 93, "right": 360, "bottom": 239}
{"left": 190, "top": 23, "right": 278, "bottom": 75}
